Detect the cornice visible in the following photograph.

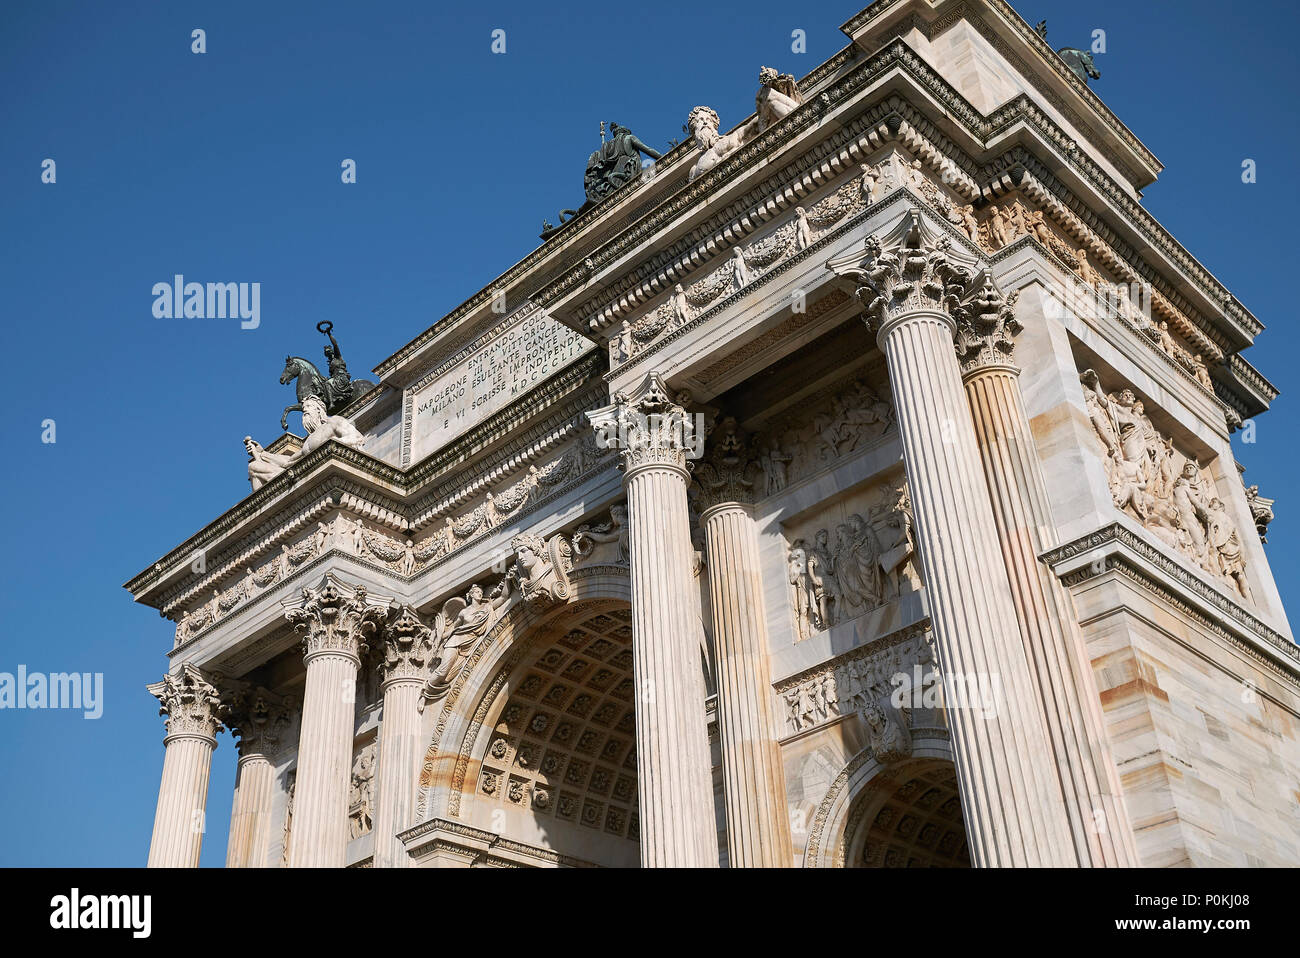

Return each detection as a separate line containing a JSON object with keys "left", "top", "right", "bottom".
{"left": 1042, "top": 522, "right": 1299, "bottom": 680}
{"left": 842, "top": 0, "right": 1161, "bottom": 182}
{"left": 399, "top": 817, "right": 600, "bottom": 869}
{"left": 125, "top": 355, "right": 607, "bottom": 606}
{"left": 541, "top": 39, "right": 1258, "bottom": 368}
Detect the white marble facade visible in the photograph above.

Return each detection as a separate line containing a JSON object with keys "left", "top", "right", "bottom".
{"left": 129, "top": 1, "right": 1299, "bottom": 868}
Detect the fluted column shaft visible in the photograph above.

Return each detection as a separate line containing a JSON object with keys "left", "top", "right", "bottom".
{"left": 876, "top": 309, "right": 1074, "bottom": 867}
{"left": 290, "top": 649, "right": 359, "bottom": 867}
{"left": 146, "top": 664, "right": 224, "bottom": 867}
{"left": 625, "top": 459, "right": 719, "bottom": 867}
{"left": 964, "top": 363, "right": 1138, "bottom": 866}
{"left": 226, "top": 752, "right": 276, "bottom": 867}
{"left": 702, "top": 501, "right": 792, "bottom": 867}
{"left": 147, "top": 732, "right": 216, "bottom": 867}
{"left": 591, "top": 372, "right": 719, "bottom": 867}
{"left": 372, "top": 677, "right": 424, "bottom": 868}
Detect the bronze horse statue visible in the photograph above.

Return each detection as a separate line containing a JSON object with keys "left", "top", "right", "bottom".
{"left": 1058, "top": 47, "right": 1101, "bottom": 85}
{"left": 279, "top": 322, "right": 374, "bottom": 431}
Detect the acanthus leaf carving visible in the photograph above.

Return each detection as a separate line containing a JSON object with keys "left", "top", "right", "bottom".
{"left": 825, "top": 209, "right": 974, "bottom": 332}
{"left": 222, "top": 682, "right": 294, "bottom": 757}
{"left": 586, "top": 371, "right": 701, "bottom": 474}
{"left": 692, "top": 416, "right": 760, "bottom": 510}
{"left": 951, "top": 269, "right": 1022, "bottom": 375}
{"left": 147, "top": 663, "right": 227, "bottom": 741}
{"left": 283, "top": 574, "right": 393, "bottom": 662}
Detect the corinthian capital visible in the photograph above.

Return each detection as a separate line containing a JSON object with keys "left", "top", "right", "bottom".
{"left": 283, "top": 573, "right": 393, "bottom": 664}
{"left": 147, "top": 663, "right": 226, "bottom": 742}
{"left": 381, "top": 605, "right": 435, "bottom": 684}
{"left": 692, "top": 416, "right": 759, "bottom": 510}
{"left": 223, "top": 683, "right": 294, "bottom": 758}
{"left": 586, "top": 371, "right": 704, "bottom": 474}
{"left": 826, "top": 209, "right": 974, "bottom": 333}
{"left": 952, "top": 269, "right": 1023, "bottom": 376}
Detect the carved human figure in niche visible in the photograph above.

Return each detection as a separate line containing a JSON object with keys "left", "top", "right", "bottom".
{"left": 1193, "top": 354, "right": 1214, "bottom": 389}
{"left": 794, "top": 206, "right": 812, "bottom": 251}
{"left": 759, "top": 437, "right": 792, "bottom": 496}
{"left": 731, "top": 246, "right": 750, "bottom": 288}
{"left": 953, "top": 204, "right": 980, "bottom": 243}
{"left": 668, "top": 283, "right": 690, "bottom": 329}
{"left": 1075, "top": 248, "right": 1100, "bottom": 287}
{"left": 873, "top": 487, "right": 922, "bottom": 595}
{"left": 860, "top": 163, "right": 881, "bottom": 203}
{"left": 573, "top": 504, "right": 629, "bottom": 564}
{"left": 987, "top": 205, "right": 1010, "bottom": 248}
{"left": 1172, "top": 460, "right": 1213, "bottom": 563}
{"left": 348, "top": 749, "right": 375, "bottom": 840}
{"left": 788, "top": 539, "right": 816, "bottom": 639}
{"left": 1026, "top": 208, "right": 1053, "bottom": 246}
{"left": 1207, "top": 498, "right": 1252, "bottom": 601}
{"left": 860, "top": 698, "right": 911, "bottom": 764}
{"left": 428, "top": 580, "right": 513, "bottom": 688}
{"left": 806, "top": 528, "right": 839, "bottom": 630}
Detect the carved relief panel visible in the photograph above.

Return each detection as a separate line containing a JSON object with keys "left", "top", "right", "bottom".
{"left": 755, "top": 376, "right": 895, "bottom": 499}
{"left": 1079, "top": 368, "right": 1252, "bottom": 602}
{"left": 783, "top": 474, "right": 923, "bottom": 642}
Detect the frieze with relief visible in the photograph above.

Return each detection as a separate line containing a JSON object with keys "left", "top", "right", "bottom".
{"left": 170, "top": 432, "right": 614, "bottom": 648}
{"left": 785, "top": 479, "right": 923, "bottom": 642}
{"left": 609, "top": 151, "right": 959, "bottom": 368}
{"left": 776, "top": 627, "right": 933, "bottom": 736}
{"left": 967, "top": 195, "right": 1215, "bottom": 390}
{"left": 1079, "top": 369, "right": 1252, "bottom": 601}
{"left": 755, "top": 377, "right": 894, "bottom": 498}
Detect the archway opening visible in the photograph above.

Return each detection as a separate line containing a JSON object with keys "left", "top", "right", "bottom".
{"left": 469, "top": 602, "right": 639, "bottom": 866}
{"left": 845, "top": 759, "right": 970, "bottom": 868}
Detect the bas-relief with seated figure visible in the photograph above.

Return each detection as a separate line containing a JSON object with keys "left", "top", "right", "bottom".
{"left": 129, "top": 1, "right": 1299, "bottom": 872}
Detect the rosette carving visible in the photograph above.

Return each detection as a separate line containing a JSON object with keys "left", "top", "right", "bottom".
{"left": 147, "top": 663, "right": 226, "bottom": 741}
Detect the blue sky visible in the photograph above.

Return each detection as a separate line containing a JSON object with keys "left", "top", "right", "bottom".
{"left": 0, "top": 0, "right": 1295, "bottom": 866}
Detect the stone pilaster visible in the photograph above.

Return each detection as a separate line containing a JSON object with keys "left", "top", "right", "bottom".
{"left": 224, "top": 685, "right": 293, "bottom": 868}
{"left": 283, "top": 574, "right": 390, "bottom": 868}
{"left": 588, "top": 372, "right": 718, "bottom": 867}
{"left": 694, "top": 417, "right": 792, "bottom": 867}
{"left": 372, "top": 606, "right": 434, "bottom": 868}
{"left": 827, "top": 211, "right": 1076, "bottom": 867}
{"left": 146, "top": 664, "right": 225, "bottom": 868}
{"left": 954, "top": 271, "right": 1138, "bottom": 866}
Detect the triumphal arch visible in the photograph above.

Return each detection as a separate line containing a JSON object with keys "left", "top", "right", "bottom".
{"left": 127, "top": 1, "right": 1299, "bottom": 868}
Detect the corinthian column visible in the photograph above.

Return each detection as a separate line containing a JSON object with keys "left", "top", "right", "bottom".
{"left": 953, "top": 271, "right": 1138, "bottom": 866}
{"left": 588, "top": 373, "right": 718, "bottom": 867}
{"left": 694, "top": 417, "right": 792, "bottom": 867}
{"left": 827, "top": 210, "right": 1075, "bottom": 867}
{"left": 372, "top": 606, "right": 434, "bottom": 868}
{"left": 224, "top": 685, "right": 293, "bottom": 868}
{"left": 284, "top": 574, "right": 390, "bottom": 868}
{"left": 146, "top": 664, "right": 225, "bottom": 867}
